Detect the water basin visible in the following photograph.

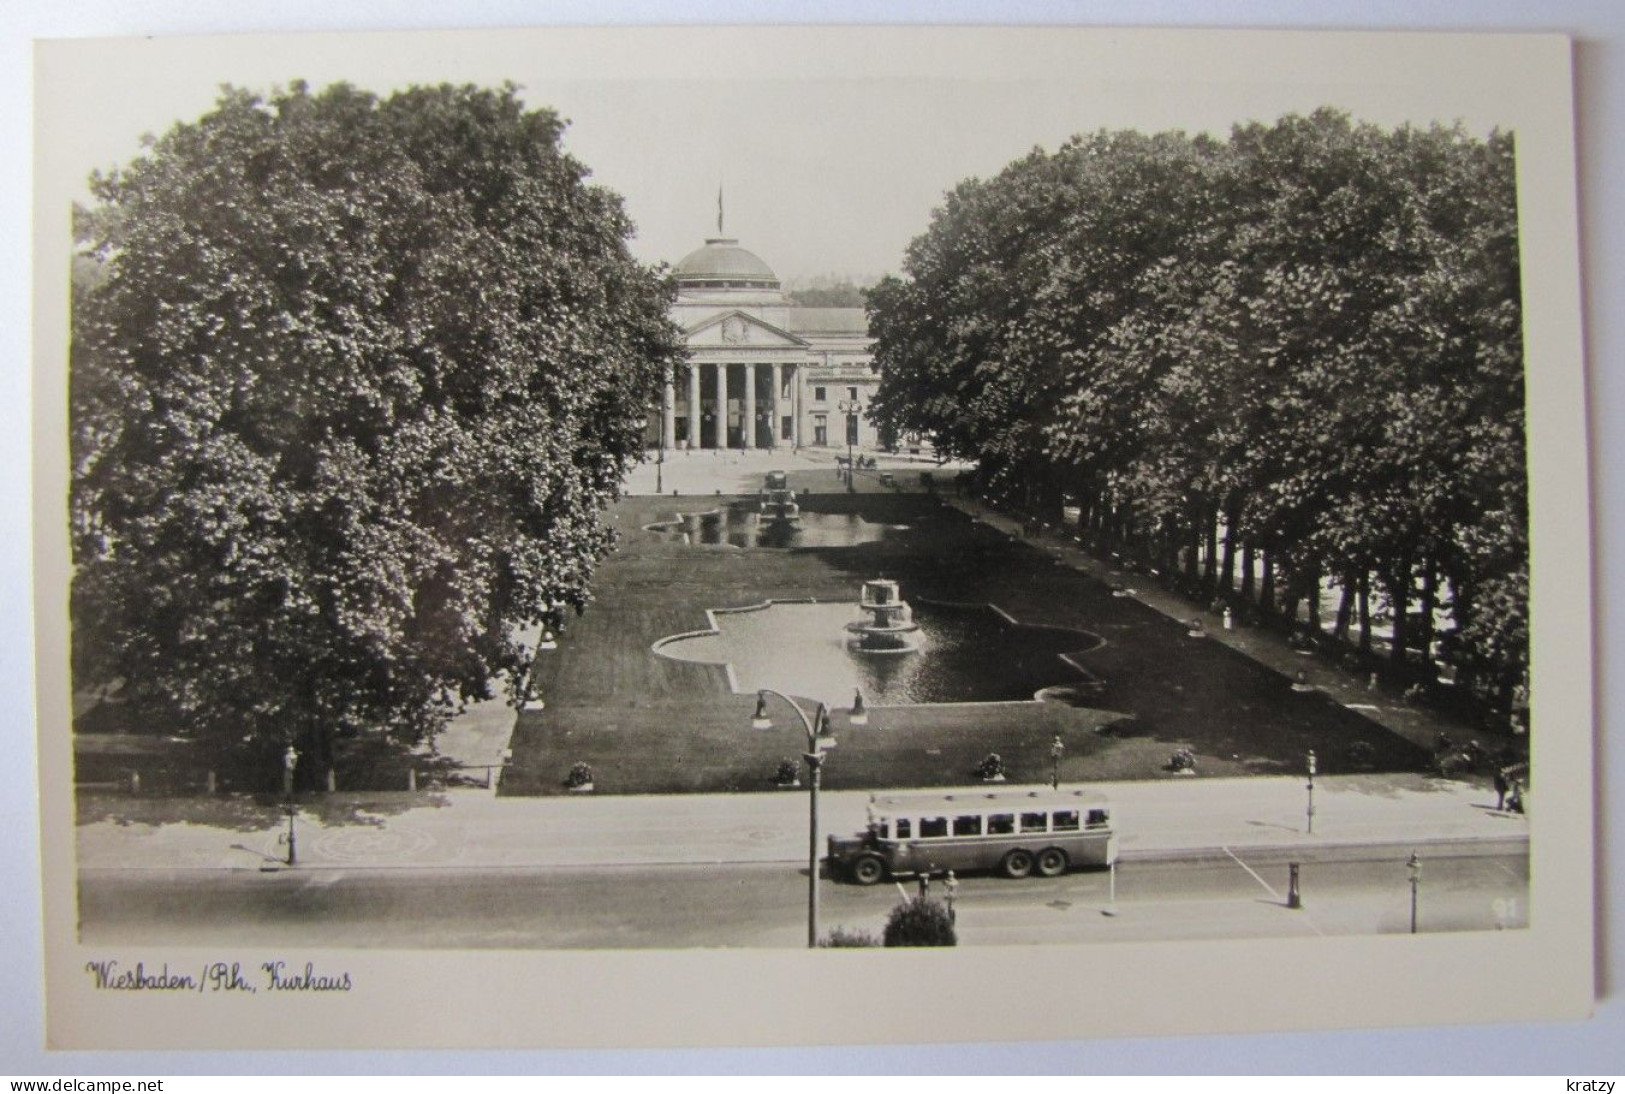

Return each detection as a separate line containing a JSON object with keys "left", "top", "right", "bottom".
{"left": 646, "top": 504, "right": 910, "bottom": 549}
{"left": 655, "top": 599, "right": 1101, "bottom": 708}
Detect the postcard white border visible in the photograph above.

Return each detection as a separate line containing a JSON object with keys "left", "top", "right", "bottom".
{"left": 31, "top": 24, "right": 1593, "bottom": 1051}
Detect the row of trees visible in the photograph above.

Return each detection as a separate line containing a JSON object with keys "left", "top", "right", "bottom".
{"left": 71, "top": 82, "right": 683, "bottom": 782}
{"left": 868, "top": 110, "right": 1527, "bottom": 706}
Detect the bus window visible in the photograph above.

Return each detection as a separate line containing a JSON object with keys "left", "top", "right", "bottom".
{"left": 1020, "top": 811, "right": 1048, "bottom": 833}
{"left": 894, "top": 818, "right": 912, "bottom": 839}
{"left": 987, "top": 813, "right": 1015, "bottom": 836}
{"left": 1087, "top": 809, "right": 1109, "bottom": 828}
{"left": 1052, "top": 809, "right": 1080, "bottom": 831}
{"left": 953, "top": 814, "right": 982, "bottom": 837}
{"left": 919, "top": 816, "right": 948, "bottom": 839}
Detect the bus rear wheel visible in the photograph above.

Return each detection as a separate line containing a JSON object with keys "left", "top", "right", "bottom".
{"left": 1001, "top": 849, "right": 1035, "bottom": 879}
{"left": 851, "top": 855, "right": 885, "bottom": 886}
{"left": 1036, "top": 848, "right": 1070, "bottom": 877}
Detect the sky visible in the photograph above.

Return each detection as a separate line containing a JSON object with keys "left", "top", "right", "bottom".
{"left": 38, "top": 26, "right": 1529, "bottom": 284}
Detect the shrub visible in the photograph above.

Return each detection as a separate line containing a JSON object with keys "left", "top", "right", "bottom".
{"left": 819, "top": 926, "right": 880, "bottom": 948}
{"left": 1346, "top": 740, "right": 1376, "bottom": 769}
{"left": 1168, "top": 748, "right": 1196, "bottom": 772}
{"left": 883, "top": 897, "right": 957, "bottom": 947}
{"left": 773, "top": 759, "right": 801, "bottom": 786}
{"left": 975, "top": 752, "right": 1006, "bottom": 780}
{"left": 565, "top": 762, "right": 594, "bottom": 789}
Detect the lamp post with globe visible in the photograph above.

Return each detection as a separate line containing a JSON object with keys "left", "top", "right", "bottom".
{"left": 281, "top": 743, "right": 299, "bottom": 866}
{"left": 751, "top": 689, "right": 842, "bottom": 948}
{"left": 837, "top": 398, "right": 864, "bottom": 490}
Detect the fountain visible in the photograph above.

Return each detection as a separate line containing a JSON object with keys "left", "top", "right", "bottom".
{"left": 846, "top": 579, "right": 922, "bottom": 654}
{"left": 758, "top": 487, "right": 801, "bottom": 524}
{"left": 756, "top": 470, "right": 801, "bottom": 524}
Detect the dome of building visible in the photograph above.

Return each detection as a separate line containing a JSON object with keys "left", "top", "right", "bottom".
{"left": 673, "top": 237, "right": 780, "bottom": 288}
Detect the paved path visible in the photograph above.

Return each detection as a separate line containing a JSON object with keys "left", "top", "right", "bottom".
{"left": 77, "top": 772, "right": 1524, "bottom": 874}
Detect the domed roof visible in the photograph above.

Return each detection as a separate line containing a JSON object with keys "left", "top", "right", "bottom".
{"left": 674, "top": 237, "right": 779, "bottom": 286}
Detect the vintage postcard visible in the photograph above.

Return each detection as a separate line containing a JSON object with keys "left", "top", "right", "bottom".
{"left": 33, "top": 25, "right": 1592, "bottom": 1049}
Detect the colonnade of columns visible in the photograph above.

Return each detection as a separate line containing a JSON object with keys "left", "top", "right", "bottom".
{"left": 662, "top": 361, "right": 798, "bottom": 451}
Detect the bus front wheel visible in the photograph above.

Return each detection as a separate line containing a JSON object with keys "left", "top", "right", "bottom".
{"left": 1001, "top": 849, "right": 1035, "bottom": 879}
{"left": 851, "top": 855, "right": 885, "bottom": 886}
{"left": 1036, "top": 848, "right": 1070, "bottom": 877}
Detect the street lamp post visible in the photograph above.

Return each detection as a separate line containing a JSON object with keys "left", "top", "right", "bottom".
{"left": 752, "top": 689, "right": 840, "bottom": 948}
{"left": 1050, "top": 735, "right": 1065, "bottom": 790}
{"left": 837, "top": 399, "right": 864, "bottom": 491}
{"left": 656, "top": 417, "right": 665, "bottom": 496}
{"left": 281, "top": 743, "right": 299, "bottom": 866}
{"left": 1407, "top": 850, "right": 1422, "bottom": 934}
{"left": 1306, "top": 749, "right": 1317, "bottom": 834}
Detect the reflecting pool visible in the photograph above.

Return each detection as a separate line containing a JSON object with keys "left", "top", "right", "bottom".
{"left": 646, "top": 504, "right": 912, "bottom": 549}
{"left": 654, "top": 599, "right": 1101, "bottom": 708}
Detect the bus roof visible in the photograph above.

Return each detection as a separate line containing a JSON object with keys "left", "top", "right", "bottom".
{"left": 867, "top": 788, "right": 1110, "bottom": 814}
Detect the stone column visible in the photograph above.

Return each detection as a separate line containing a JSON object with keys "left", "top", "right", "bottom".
{"left": 744, "top": 363, "right": 758, "bottom": 450}
{"left": 714, "top": 362, "right": 728, "bottom": 449}
{"left": 662, "top": 366, "right": 676, "bottom": 452}
{"left": 790, "top": 364, "right": 801, "bottom": 449}
{"left": 770, "top": 363, "right": 784, "bottom": 449}
{"left": 687, "top": 363, "right": 702, "bottom": 450}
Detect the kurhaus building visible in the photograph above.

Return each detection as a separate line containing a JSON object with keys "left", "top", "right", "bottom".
{"left": 654, "top": 235, "right": 880, "bottom": 452}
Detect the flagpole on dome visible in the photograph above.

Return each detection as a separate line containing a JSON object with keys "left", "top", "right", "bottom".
{"left": 717, "top": 184, "right": 724, "bottom": 236}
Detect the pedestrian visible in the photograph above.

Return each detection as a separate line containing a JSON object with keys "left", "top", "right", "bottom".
{"left": 1493, "top": 767, "right": 1509, "bottom": 811}
{"left": 944, "top": 870, "right": 959, "bottom": 924}
{"left": 1507, "top": 780, "right": 1524, "bottom": 814}
{"left": 918, "top": 872, "right": 931, "bottom": 899}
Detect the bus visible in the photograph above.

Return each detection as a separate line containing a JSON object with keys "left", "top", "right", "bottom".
{"left": 826, "top": 788, "right": 1117, "bottom": 885}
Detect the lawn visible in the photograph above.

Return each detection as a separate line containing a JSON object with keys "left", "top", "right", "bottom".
{"left": 501, "top": 485, "right": 1432, "bottom": 796}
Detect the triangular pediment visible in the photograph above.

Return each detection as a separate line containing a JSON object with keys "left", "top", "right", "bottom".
{"left": 683, "top": 309, "right": 809, "bottom": 349}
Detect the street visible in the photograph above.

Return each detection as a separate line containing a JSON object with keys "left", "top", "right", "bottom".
{"left": 79, "top": 846, "right": 1526, "bottom": 949}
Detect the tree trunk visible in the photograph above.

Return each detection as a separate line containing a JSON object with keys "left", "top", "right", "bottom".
{"left": 1241, "top": 543, "right": 1255, "bottom": 602}
{"left": 1388, "top": 553, "right": 1413, "bottom": 670}
{"left": 1417, "top": 557, "right": 1439, "bottom": 664}
{"left": 1220, "top": 499, "right": 1239, "bottom": 596}
{"left": 1282, "top": 575, "right": 1301, "bottom": 627}
{"left": 1258, "top": 552, "right": 1275, "bottom": 617}
{"left": 1204, "top": 503, "right": 1219, "bottom": 586}
{"left": 1185, "top": 508, "right": 1202, "bottom": 581}
{"left": 1333, "top": 580, "right": 1354, "bottom": 642}
{"left": 1358, "top": 571, "right": 1372, "bottom": 653}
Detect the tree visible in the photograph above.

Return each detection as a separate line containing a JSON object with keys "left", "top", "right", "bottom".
{"left": 70, "top": 81, "right": 683, "bottom": 784}
{"left": 871, "top": 110, "right": 1526, "bottom": 708}
{"left": 882, "top": 897, "right": 957, "bottom": 946}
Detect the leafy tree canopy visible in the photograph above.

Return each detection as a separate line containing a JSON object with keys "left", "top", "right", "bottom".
{"left": 71, "top": 80, "right": 683, "bottom": 780}
{"left": 869, "top": 110, "right": 1526, "bottom": 697}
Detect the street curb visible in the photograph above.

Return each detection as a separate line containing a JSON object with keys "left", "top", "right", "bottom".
{"left": 1119, "top": 834, "right": 1529, "bottom": 864}
{"left": 78, "top": 832, "right": 1527, "bottom": 876}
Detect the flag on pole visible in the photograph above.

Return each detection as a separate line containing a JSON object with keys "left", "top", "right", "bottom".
{"left": 717, "top": 185, "right": 724, "bottom": 235}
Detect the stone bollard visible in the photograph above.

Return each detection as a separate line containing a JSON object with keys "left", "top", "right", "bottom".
{"left": 206, "top": 770, "right": 217, "bottom": 794}
{"left": 325, "top": 768, "right": 336, "bottom": 793}
{"left": 408, "top": 768, "right": 417, "bottom": 792}
{"left": 129, "top": 770, "right": 140, "bottom": 795}
{"left": 1288, "top": 863, "right": 1302, "bottom": 909}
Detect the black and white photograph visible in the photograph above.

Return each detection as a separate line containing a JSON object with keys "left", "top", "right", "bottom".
{"left": 26, "top": 20, "right": 1595, "bottom": 1054}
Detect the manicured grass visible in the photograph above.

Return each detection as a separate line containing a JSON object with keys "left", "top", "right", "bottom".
{"left": 502, "top": 489, "right": 1431, "bottom": 796}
